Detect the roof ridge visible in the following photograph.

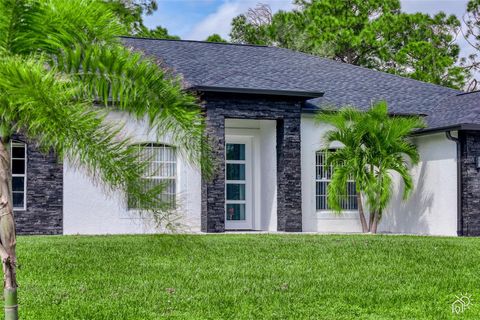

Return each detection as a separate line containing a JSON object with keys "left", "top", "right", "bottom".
{"left": 119, "top": 36, "right": 269, "bottom": 48}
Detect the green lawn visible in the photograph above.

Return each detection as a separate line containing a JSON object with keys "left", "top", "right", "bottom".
{"left": 7, "top": 234, "right": 480, "bottom": 319}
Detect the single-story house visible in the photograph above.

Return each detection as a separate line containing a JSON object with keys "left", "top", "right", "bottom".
{"left": 13, "top": 37, "right": 480, "bottom": 236}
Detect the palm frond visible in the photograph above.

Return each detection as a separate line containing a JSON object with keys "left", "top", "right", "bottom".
{"left": 316, "top": 100, "right": 424, "bottom": 218}
{"left": 0, "top": 55, "right": 175, "bottom": 224}
{"left": 0, "top": 0, "right": 41, "bottom": 55}
{"left": 55, "top": 43, "right": 212, "bottom": 177}
{"left": 0, "top": 0, "right": 125, "bottom": 56}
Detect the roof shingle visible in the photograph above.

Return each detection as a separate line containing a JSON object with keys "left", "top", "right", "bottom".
{"left": 121, "top": 37, "right": 475, "bottom": 130}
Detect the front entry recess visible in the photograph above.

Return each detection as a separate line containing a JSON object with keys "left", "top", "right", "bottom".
{"left": 225, "top": 137, "right": 253, "bottom": 229}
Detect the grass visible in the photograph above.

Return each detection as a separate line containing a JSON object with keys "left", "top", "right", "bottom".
{"left": 5, "top": 234, "right": 480, "bottom": 319}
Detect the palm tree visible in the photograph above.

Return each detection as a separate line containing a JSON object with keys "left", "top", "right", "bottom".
{"left": 0, "top": 1, "right": 210, "bottom": 319}
{"left": 362, "top": 102, "right": 425, "bottom": 233}
{"left": 316, "top": 108, "right": 372, "bottom": 233}
{"left": 316, "top": 102, "right": 425, "bottom": 234}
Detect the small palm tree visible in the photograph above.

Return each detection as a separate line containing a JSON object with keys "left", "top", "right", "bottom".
{"left": 362, "top": 102, "right": 425, "bottom": 233}
{"left": 317, "top": 102, "right": 425, "bottom": 234}
{"left": 0, "top": 1, "right": 210, "bottom": 319}
{"left": 316, "top": 108, "right": 372, "bottom": 232}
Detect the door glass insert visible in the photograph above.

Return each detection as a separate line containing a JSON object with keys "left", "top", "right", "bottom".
{"left": 226, "top": 163, "right": 245, "bottom": 180}
{"left": 226, "top": 203, "right": 245, "bottom": 220}
{"left": 226, "top": 144, "right": 245, "bottom": 160}
{"left": 226, "top": 184, "right": 245, "bottom": 200}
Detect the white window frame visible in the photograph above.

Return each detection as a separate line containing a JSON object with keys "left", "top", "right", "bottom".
{"left": 128, "top": 143, "right": 177, "bottom": 210}
{"left": 315, "top": 149, "right": 357, "bottom": 213}
{"left": 11, "top": 141, "right": 27, "bottom": 211}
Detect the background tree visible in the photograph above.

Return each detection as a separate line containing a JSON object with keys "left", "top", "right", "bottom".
{"left": 231, "top": 0, "right": 468, "bottom": 89}
{"left": 104, "top": 0, "right": 157, "bottom": 34}
{"left": 462, "top": 0, "right": 480, "bottom": 91}
{"left": 318, "top": 102, "right": 425, "bottom": 233}
{"left": 138, "top": 25, "right": 180, "bottom": 39}
{"left": 205, "top": 34, "right": 228, "bottom": 43}
{"left": 104, "top": 0, "right": 180, "bottom": 39}
{"left": 230, "top": 4, "right": 305, "bottom": 49}
{"left": 0, "top": 0, "right": 210, "bottom": 319}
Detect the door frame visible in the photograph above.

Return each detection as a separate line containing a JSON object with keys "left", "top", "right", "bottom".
{"left": 225, "top": 135, "right": 254, "bottom": 230}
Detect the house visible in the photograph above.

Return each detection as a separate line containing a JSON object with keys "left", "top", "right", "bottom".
{"left": 13, "top": 37, "right": 480, "bottom": 236}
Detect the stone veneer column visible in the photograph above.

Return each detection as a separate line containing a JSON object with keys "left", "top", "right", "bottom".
{"left": 13, "top": 134, "right": 63, "bottom": 235}
{"left": 460, "top": 131, "right": 480, "bottom": 236}
{"left": 201, "top": 106, "right": 226, "bottom": 232}
{"left": 201, "top": 94, "right": 303, "bottom": 232}
{"left": 276, "top": 117, "right": 302, "bottom": 232}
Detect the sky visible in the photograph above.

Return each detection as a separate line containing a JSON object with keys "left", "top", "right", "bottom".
{"left": 143, "top": 0, "right": 476, "bottom": 58}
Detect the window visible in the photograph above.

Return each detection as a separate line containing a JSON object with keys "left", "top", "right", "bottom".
{"left": 11, "top": 141, "right": 27, "bottom": 210}
{"left": 128, "top": 143, "right": 176, "bottom": 210}
{"left": 315, "top": 150, "right": 357, "bottom": 211}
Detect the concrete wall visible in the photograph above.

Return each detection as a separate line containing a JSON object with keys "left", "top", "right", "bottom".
{"left": 63, "top": 112, "right": 202, "bottom": 235}
{"left": 64, "top": 112, "right": 458, "bottom": 236}
{"left": 301, "top": 115, "right": 458, "bottom": 236}
{"left": 380, "top": 133, "right": 457, "bottom": 236}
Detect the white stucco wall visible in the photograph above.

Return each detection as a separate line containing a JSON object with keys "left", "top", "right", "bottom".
{"left": 63, "top": 112, "right": 202, "bottom": 234}
{"left": 301, "top": 115, "right": 458, "bottom": 236}
{"left": 65, "top": 112, "right": 458, "bottom": 236}
{"left": 380, "top": 133, "right": 458, "bottom": 236}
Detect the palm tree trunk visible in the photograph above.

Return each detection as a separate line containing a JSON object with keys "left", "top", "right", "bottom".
{"left": 370, "top": 211, "right": 381, "bottom": 234}
{"left": 0, "top": 140, "right": 18, "bottom": 320}
{"left": 356, "top": 192, "right": 368, "bottom": 233}
{"left": 368, "top": 210, "right": 375, "bottom": 232}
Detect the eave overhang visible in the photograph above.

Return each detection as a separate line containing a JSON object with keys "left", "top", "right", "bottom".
{"left": 190, "top": 85, "right": 324, "bottom": 99}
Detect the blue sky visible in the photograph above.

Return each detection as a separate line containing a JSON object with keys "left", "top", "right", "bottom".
{"left": 143, "top": 0, "right": 474, "bottom": 56}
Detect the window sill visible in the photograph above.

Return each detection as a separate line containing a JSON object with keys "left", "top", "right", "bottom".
{"left": 316, "top": 210, "right": 359, "bottom": 220}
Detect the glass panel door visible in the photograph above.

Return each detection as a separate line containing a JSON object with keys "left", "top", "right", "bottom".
{"left": 225, "top": 138, "right": 252, "bottom": 229}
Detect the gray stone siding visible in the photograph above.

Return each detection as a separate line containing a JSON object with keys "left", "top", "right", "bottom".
{"left": 460, "top": 131, "right": 480, "bottom": 236}
{"left": 13, "top": 135, "right": 63, "bottom": 235}
{"left": 201, "top": 93, "right": 303, "bottom": 232}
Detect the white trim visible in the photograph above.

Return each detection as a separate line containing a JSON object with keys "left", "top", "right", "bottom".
{"left": 316, "top": 210, "right": 359, "bottom": 220}
{"left": 11, "top": 141, "right": 27, "bottom": 211}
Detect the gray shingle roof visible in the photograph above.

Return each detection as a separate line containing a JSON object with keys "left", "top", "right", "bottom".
{"left": 121, "top": 37, "right": 475, "bottom": 130}
{"left": 426, "top": 91, "right": 480, "bottom": 129}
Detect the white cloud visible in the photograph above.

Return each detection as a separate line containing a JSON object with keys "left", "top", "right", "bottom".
{"left": 187, "top": 0, "right": 294, "bottom": 41}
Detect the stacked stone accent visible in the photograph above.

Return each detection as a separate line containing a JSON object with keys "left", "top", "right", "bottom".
{"left": 201, "top": 93, "right": 303, "bottom": 232}
{"left": 13, "top": 135, "right": 63, "bottom": 235}
{"left": 460, "top": 131, "right": 480, "bottom": 236}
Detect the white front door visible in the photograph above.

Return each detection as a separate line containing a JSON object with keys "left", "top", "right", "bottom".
{"left": 225, "top": 137, "right": 253, "bottom": 230}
